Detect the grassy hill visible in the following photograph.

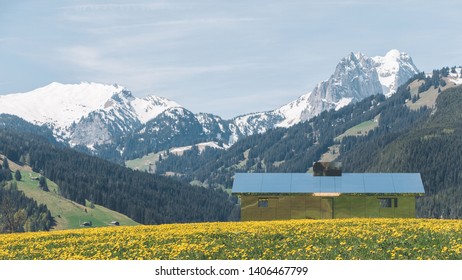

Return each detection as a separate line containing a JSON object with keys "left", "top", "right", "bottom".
{"left": 125, "top": 151, "right": 163, "bottom": 173}
{"left": 0, "top": 218, "right": 461, "bottom": 260}
{"left": 6, "top": 159, "right": 139, "bottom": 230}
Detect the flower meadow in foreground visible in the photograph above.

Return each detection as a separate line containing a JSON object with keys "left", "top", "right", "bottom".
{"left": 0, "top": 218, "right": 461, "bottom": 260}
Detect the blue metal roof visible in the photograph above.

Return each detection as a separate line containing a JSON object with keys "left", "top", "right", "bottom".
{"left": 232, "top": 173, "right": 425, "bottom": 194}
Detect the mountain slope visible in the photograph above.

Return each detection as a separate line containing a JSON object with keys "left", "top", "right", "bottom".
{"left": 0, "top": 83, "right": 233, "bottom": 162}
{"left": 0, "top": 122, "right": 238, "bottom": 224}
{"left": 4, "top": 158, "right": 139, "bottom": 230}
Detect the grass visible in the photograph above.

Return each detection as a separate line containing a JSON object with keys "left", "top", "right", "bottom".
{"left": 406, "top": 77, "right": 461, "bottom": 111}
{"left": 406, "top": 80, "right": 441, "bottom": 111}
{"left": 335, "top": 115, "right": 380, "bottom": 141}
{"left": 125, "top": 151, "right": 162, "bottom": 172}
{"left": 235, "top": 149, "right": 250, "bottom": 169}
{"left": 11, "top": 169, "right": 139, "bottom": 230}
{"left": 319, "top": 144, "right": 340, "bottom": 162}
{"left": 0, "top": 218, "right": 461, "bottom": 260}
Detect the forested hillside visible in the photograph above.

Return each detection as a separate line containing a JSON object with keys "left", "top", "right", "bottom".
{"left": 0, "top": 128, "right": 238, "bottom": 224}
{"left": 340, "top": 85, "right": 462, "bottom": 218}
{"left": 0, "top": 181, "right": 53, "bottom": 233}
{"left": 154, "top": 73, "right": 429, "bottom": 187}
{"left": 0, "top": 114, "right": 57, "bottom": 144}
{"left": 1, "top": 155, "right": 54, "bottom": 233}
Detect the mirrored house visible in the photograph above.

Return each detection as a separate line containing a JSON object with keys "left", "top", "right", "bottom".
{"left": 232, "top": 172, "right": 425, "bottom": 221}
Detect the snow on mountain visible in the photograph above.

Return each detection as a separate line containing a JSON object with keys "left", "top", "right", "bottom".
{"left": 0, "top": 82, "right": 183, "bottom": 142}
{"left": 131, "top": 95, "right": 182, "bottom": 124}
{"left": 372, "top": 49, "right": 419, "bottom": 96}
{"left": 271, "top": 49, "right": 419, "bottom": 128}
{"left": 447, "top": 67, "right": 462, "bottom": 85}
{"left": 195, "top": 113, "right": 230, "bottom": 140}
{"left": 68, "top": 88, "right": 140, "bottom": 147}
{"left": 0, "top": 82, "right": 121, "bottom": 130}
{"left": 228, "top": 111, "right": 283, "bottom": 144}
{"left": 169, "top": 141, "right": 229, "bottom": 156}
{"left": 335, "top": 97, "right": 354, "bottom": 110}
{"left": 275, "top": 92, "right": 312, "bottom": 128}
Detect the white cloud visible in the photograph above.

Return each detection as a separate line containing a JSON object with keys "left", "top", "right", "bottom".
{"left": 57, "top": 2, "right": 170, "bottom": 13}
{"left": 85, "top": 17, "right": 261, "bottom": 34}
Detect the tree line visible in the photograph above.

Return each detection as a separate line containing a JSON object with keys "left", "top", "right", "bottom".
{"left": 0, "top": 127, "right": 238, "bottom": 225}
{"left": 1, "top": 157, "right": 53, "bottom": 233}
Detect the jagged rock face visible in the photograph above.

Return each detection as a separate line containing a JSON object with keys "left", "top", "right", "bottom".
{"left": 301, "top": 52, "right": 383, "bottom": 121}
{"left": 70, "top": 114, "right": 112, "bottom": 147}
{"left": 69, "top": 89, "right": 141, "bottom": 149}
{"left": 372, "top": 49, "right": 419, "bottom": 96}
{"left": 195, "top": 113, "right": 230, "bottom": 141}
{"left": 274, "top": 50, "right": 419, "bottom": 126}
{"left": 323, "top": 52, "right": 382, "bottom": 101}
{"left": 229, "top": 112, "right": 284, "bottom": 144}
{"left": 123, "top": 107, "right": 228, "bottom": 159}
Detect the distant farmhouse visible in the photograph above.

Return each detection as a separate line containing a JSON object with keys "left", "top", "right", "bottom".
{"left": 232, "top": 162, "right": 425, "bottom": 221}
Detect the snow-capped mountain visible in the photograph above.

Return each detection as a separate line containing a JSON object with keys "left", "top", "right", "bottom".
{"left": 0, "top": 82, "right": 234, "bottom": 160}
{"left": 0, "top": 49, "right": 419, "bottom": 162}
{"left": 271, "top": 49, "right": 419, "bottom": 128}
{"left": 372, "top": 49, "right": 419, "bottom": 96}
{"left": 0, "top": 82, "right": 123, "bottom": 138}
{"left": 0, "top": 82, "right": 182, "bottom": 142}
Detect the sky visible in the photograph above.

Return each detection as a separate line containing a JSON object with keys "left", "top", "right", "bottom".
{"left": 1, "top": 0, "right": 462, "bottom": 119}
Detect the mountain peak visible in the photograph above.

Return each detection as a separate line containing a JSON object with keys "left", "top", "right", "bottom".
{"left": 383, "top": 49, "right": 412, "bottom": 62}
{"left": 385, "top": 49, "right": 401, "bottom": 58}
{"left": 0, "top": 82, "right": 126, "bottom": 130}
{"left": 344, "top": 52, "right": 364, "bottom": 63}
{"left": 354, "top": 52, "right": 365, "bottom": 60}
{"left": 275, "top": 49, "right": 419, "bottom": 127}
{"left": 0, "top": 82, "right": 184, "bottom": 142}
{"left": 372, "top": 49, "right": 419, "bottom": 96}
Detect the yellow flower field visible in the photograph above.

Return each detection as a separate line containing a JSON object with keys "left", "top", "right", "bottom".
{"left": 0, "top": 218, "right": 461, "bottom": 260}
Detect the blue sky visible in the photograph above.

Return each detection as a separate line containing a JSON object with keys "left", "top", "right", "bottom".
{"left": 1, "top": 0, "right": 462, "bottom": 118}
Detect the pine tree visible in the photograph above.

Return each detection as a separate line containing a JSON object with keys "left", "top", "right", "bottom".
{"left": 2, "top": 158, "right": 9, "bottom": 170}
{"left": 38, "top": 176, "right": 49, "bottom": 192}
{"left": 14, "top": 170, "right": 22, "bottom": 181}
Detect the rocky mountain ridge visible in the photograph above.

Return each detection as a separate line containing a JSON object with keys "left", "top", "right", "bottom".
{"left": 0, "top": 49, "right": 419, "bottom": 161}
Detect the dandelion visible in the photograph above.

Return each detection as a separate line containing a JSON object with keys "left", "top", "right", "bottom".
{"left": 0, "top": 218, "right": 460, "bottom": 260}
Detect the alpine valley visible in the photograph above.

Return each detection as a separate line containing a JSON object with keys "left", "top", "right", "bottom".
{"left": 2, "top": 49, "right": 462, "bottom": 231}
